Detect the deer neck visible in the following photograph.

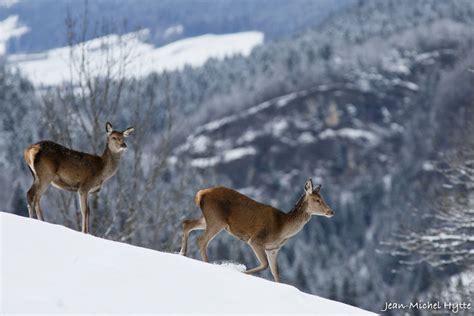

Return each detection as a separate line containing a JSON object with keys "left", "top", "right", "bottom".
{"left": 281, "top": 194, "right": 312, "bottom": 238}
{"left": 100, "top": 144, "right": 122, "bottom": 178}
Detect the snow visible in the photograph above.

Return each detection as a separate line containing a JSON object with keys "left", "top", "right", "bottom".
{"left": 298, "top": 132, "right": 317, "bottom": 144}
{"left": 1, "top": 212, "right": 374, "bottom": 314}
{"left": 191, "top": 135, "right": 211, "bottom": 154}
{"left": 237, "top": 129, "right": 262, "bottom": 144}
{"left": 269, "top": 118, "right": 289, "bottom": 136}
{"left": 200, "top": 90, "right": 305, "bottom": 134}
{"left": 400, "top": 81, "right": 419, "bottom": 91}
{"left": 346, "top": 103, "right": 357, "bottom": 116}
{"left": 247, "top": 100, "right": 272, "bottom": 115}
{"left": 276, "top": 92, "right": 299, "bottom": 107}
{"left": 382, "top": 56, "right": 411, "bottom": 75}
{"left": 391, "top": 78, "right": 419, "bottom": 91}
{"left": 0, "top": 0, "right": 19, "bottom": 8}
{"left": 443, "top": 269, "right": 474, "bottom": 301}
{"left": 390, "top": 122, "right": 404, "bottom": 133}
{"left": 202, "top": 115, "right": 237, "bottom": 132}
{"left": 190, "top": 156, "right": 220, "bottom": 168}
{"left": 418, "top": 233, "right": 474, "bottom": 243}
{"left": 216, "top": 261, "right": 247, "bottom": 272}
{"left": 0, "top": 15, "right": 29, "bottom": 56}
{"left": 356, "top": 78, "right": 371, "bottom": 92}
{"left": 319, "top": 128, "right": 379, "bottom": 145}
{"left": 414, "top": 51, "right": 439, "bottom": 64}
{"left": 7, "top": 30, "right": 264, "bottom": 86}
{"left": 163, "top": 24, "right": 184, "bottom": 38}
{"left": 381, "top": 107, "right": 391, "bottom": 123}
{"left": 422, "top": 161, "right": 435, "bottom": 171}
{"left": 383, "top": 174, "right": 392, "bottom": 191}
{"left": 223, "top": 146, "right": 257, "bottom": 162}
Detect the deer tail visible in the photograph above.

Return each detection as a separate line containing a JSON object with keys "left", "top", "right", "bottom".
{"left": 195, "top": 190, "right": 206, "bottom": 208}
{"left": 24, "top": 144, "right": 41, "bottom": 179}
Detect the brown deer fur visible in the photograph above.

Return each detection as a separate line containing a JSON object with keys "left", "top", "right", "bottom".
{"left": 180, "top": 179, "right": 334, "bottom": 282}
{"left": 24, "top": 122, "right": 134, "bottom": 234}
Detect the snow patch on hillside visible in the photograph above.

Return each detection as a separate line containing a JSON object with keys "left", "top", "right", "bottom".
{"left": 0, "top": 0, "right": 19, "bottom": 8}
{"left": 319, "top": 128, "right": 379, "bottom": 145}
{"left": 223, "top": 146, "right": 257, "bottom": 162}
{"left": 299, "top": 131, "right": 317, "bottom": 143}
{"left": 0, "top": 15, "right": 29, "bottom": 55}
{"left": 237, "top": 129, "right": 262, "bottom": 144}
{"left": 190, "top": 156, "right": 221, "bottom": 168}
{"left": 0, "top": 212, "right": 374, "bottom": 314}
{"left": 444, "top": 269, "right": 474, "bottom": 300}
{"left": 163, "top": 24, "right": 184, "bottom": 38}
{"left": 191, "top": 135, "right": 211, "bottom": 154}
{"left": 190, "top": 146, "right": 257, "bottom": 168}
{"left": 7, "top": 30, "right": 264, "bottom": 86}
{"left": 199, "top": 90, "right": 306, "bottom": 134}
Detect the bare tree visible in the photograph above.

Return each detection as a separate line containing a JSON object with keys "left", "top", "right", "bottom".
{"left": 36, "top": 1, "right": 194, "bottom": 250}
{"left": 393, "top": 151, "right": 474, "bottom": 268}
{"left": 383, "top": 56, "right": 474, "bottom": 299}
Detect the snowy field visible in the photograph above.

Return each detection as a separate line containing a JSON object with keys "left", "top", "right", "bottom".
{"left": 6, "top": 28, "right": 263, "bottom": 87}
{"left": 0, "top": 212, "right": 374, "bottom": 315}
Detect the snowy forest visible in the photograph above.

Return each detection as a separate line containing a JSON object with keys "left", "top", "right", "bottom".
{"left": 1, "top": 0, "right": 473, "bottom": 314}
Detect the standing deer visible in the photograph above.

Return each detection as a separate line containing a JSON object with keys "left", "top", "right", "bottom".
{"left": 24, "top": 122, "right": 134, "bottom": 234}
{"left": 180, "top": 179, "right": 334, "bottom": 282}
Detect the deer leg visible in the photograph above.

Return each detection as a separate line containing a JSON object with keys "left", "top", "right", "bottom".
{"left": 266, "top": 248, "right": 281, "bottom": 282}
{"left": 78, "top": 191, "right": 90, "bottom": 234}
{"left": 34, "top": 197, "right": 44, "bottom": 221}
{"left": 245, "top": 243, "right": 269, "bottom": 275}
{"left": 180, "top": 217, "right": 206, "bottom": 256}
{"left": 197, "top": 222, "right": 223, "bottom": 262}
{"left": 33, "top": 181, "right": 50, "bottom": 221}
{"left": 26, "top": 181, "right": 39, "bottom": 218}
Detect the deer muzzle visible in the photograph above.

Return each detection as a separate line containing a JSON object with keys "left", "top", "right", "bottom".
{"left": 325, "top": 209, "right": 335, "bottom": 217}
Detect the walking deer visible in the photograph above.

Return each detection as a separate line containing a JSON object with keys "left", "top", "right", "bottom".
{"left": 180, "top": 179, "right": 334, "bottom": 282}
{"left": 24, "top": 122, "right": 134, "bottom": 234}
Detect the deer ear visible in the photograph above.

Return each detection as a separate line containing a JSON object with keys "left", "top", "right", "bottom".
{"left": 123, "top": 127, "right": 134, "bottom": 137}
{"left": 315, "top": 184, "right": 321, "bottom": 193}
{"left": 304, "top": 179, "right": 314, "bottom": 194}
{"left": 106, "top": 122, "right": 113, "bottom": 135}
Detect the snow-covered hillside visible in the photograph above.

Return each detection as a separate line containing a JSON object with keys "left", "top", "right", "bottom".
{"left": 0, "top": 212, "right": 373, "bottom": 314}
{"left": 6, "top": 30, "right": 263, "bottom": 87}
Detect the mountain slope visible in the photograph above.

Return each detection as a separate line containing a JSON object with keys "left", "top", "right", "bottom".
{"left": 7, "top": 30, "right": 263, "bottom": 86}
{"left": 0, "top": 0, "right": 353, "bottom": 54}
{"left": 170, "top": 26, "right": 473, "bottom": 310}
{"left": 0, "top": 212, "right": 373, "bottom": 314}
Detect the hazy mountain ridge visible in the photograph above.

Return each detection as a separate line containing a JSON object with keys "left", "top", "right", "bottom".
{"left": 144, "top": 0, "right": 474, "bottom": 132}
{"left": 6, "top": 30, "right": 264, "bottom": 86}
{"left": 0, "top": 0, "right": 353, "bottom": 54}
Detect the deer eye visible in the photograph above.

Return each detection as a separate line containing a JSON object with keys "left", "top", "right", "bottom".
{"left": 112, "top": 136, "right": 117, "bottom": 140}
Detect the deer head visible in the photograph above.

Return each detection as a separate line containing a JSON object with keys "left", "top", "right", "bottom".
{"left": 303, "top": 179, "right": 334, "bottom": 217}
{"left": 105, "top": 122, "right": 134, "bottom": 154}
